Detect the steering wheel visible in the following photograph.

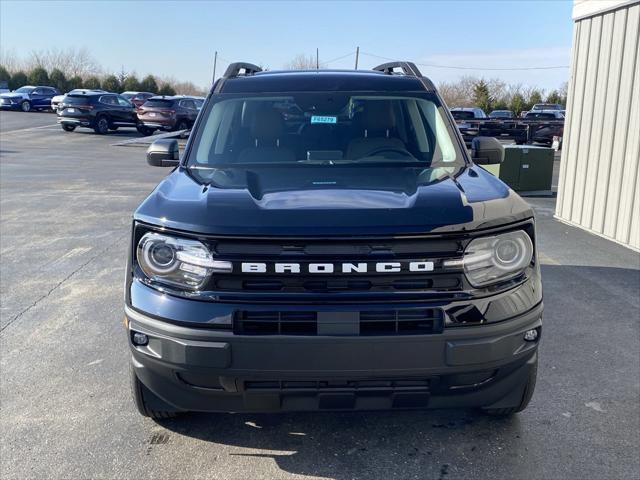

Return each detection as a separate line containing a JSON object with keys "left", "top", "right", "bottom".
{"left": 359, "top": 146, "right": 413, "bottom": 159}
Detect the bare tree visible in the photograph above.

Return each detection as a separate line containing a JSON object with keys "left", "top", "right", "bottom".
{"left": 0, "top": 48, "right": 22, "bottom": 73}
{"left": 285, "top": 53, "right": 320, "bottom": 70}
{"left": 25, "top": 47, "right": 100, "bottom": 79}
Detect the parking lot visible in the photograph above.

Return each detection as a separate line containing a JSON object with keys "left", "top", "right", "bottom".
{"left": 1, "top": 110, "right": 638, "bottom": 479}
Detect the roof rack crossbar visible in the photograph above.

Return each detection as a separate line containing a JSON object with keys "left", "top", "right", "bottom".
{"left": 223, "top": 62, "right": 263, "bottom": 78}
{"left": 372, "top": 61, "right": 423, "bottom": 77}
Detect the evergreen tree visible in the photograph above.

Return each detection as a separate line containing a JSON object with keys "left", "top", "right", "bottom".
{"left": 158, "top": 84, "right": 176, "bottom": 96}
{"left": 49, "top": 68, "right": 67, "bottom": 91}
{"left": 123, "top": 74, "right": 141, "bottom": 92}
{"left": 510, "top": 93, "right": 526, "bottom": 117}
{"left": 140, "top": 75, "right": 158, "bottom": 93}
{"left": 9, "top": 71, "right": 28, "bottom": 90}
{"left": 28, "top": 67, "right": 49, "bottom": 85}
{"left": 101, "top": 75, "right": 121, "bottom": 92}
{"left": 472, "top": 79, "right": 493, "bottom": 113}
{"left": 83, "top": 76, "right": 102, "bottom": 90}
{"left": 67, "top": 76, "right": 83, "bottom": 90}
{"left": 0, "top": 65, "right": 10, "bottom": 84}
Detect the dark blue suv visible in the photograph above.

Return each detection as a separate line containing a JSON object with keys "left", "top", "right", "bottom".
{"left": 125, "top": 62, "right": 542, "bottom": 419}
{"left": 0, "top": 85, "right": 60, "bottom": 112}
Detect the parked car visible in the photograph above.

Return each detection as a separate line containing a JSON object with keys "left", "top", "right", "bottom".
{"left": 530, "top": 103, "right": 564, "bottom": 112}
{"left": 121, "top": 91, "right": 156, "bottom": 109}
{"left": 51, "top": 89, "right": 106, "bottom": 112}
{"left": 450, "top": 107, "right": 488, "bottom": 120}
{"left": 0, "top": 85, "right": 60, "bottom": 112}
{"left": 489, "top": 110, "right": 514, "bottom": 119}
{"left": 450, "top": 107, "right": 488, "bottom": 145}
{"left": 137, "top": 95, "right": 202, "bottom": 133}
{"left": 57, "top": 91, "right": 153, "bottom": 134}
{"left": 126, "top": 61, "right": 542, "bottom": 419}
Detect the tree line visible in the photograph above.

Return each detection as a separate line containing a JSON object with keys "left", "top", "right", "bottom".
{"left": 438, "top": 76, "right": 568, "bottom": 114}
{"left": 0, "top": 47, "right": 207, "bottom": 96}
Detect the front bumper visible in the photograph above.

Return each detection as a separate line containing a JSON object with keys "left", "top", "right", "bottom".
{"left": 126, "top": 301, "right": 542, "bottom": 412}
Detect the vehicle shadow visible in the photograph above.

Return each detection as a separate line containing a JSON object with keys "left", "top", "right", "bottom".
{"left": 72, "top": 128, "right": 143, "bottom": 138}
{"left": 158, "top": 408, "right": 521, "bottom": 479}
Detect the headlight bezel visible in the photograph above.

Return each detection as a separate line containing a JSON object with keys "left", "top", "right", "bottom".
{"left": 460, "top": 229, "right": 535, "bottom": 288}
{"left": 135, "top": 230, "right": 231, "bottom": 291}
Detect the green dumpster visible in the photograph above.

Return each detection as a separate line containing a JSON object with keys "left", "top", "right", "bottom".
{"left": 483, "top": 145, "right": 554, "bottom": 192}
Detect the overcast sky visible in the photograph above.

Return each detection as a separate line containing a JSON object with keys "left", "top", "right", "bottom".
{"left": 0, "top": 0, "right": 574, "bottom": 91}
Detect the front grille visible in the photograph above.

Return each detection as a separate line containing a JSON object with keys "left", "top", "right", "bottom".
{"left": 234, "top": 308, "right": 443, "bottom": 336}
{"left": 244, "top": 378, "right": 431, "bottom": 392}
{"left": 243, "top": 378, "right": 432, "bottom": 409}
{"left": 204, "top": 235, "right": 466, "bottom": 297}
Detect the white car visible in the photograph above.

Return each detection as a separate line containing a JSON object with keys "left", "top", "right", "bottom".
{"left": 51, "top": 88, "right": 106, "bottom": 111}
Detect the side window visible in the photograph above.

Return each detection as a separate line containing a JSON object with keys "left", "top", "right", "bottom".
{"left": 99, "top": 95, "right": 116, "bottom": 105}
{"left": 32, "top": 88, "right": 44, "bottom": 95}
{"left": 117, "top": 96, "right": 132, "bottom": 107}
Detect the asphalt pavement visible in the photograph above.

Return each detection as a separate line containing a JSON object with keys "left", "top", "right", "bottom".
{"left": 1, "top": 111, "right": 638, "bottom": 480}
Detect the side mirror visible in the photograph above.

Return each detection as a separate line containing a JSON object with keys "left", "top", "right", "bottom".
{"left": 472, "top": 136, "right": 504, "bottom": 165}
{"left": 146, "top": 139, "right": 180, "bottom": 167}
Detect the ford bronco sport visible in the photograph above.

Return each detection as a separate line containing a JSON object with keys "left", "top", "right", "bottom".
{"left": 125, "top": 62, "right": 542, "bottom": 419}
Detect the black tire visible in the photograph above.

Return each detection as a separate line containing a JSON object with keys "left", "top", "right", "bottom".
{"left": 21, "top": 100, "right": 31, "bottom": 112}
{"left": 61, "top": 124, "right": 76, "bottom": 132}
{"left": 130, "top": 364, "right": 178, "bottom": 420}
{"left": 136, "top": 125, "right": 155, "bottom": 136}
{"left": 482, "top": 357, "right": 538, "bottom": 417}
{"left": 175, "top": 119, "right": 189, "bottom": 132}
{"left": 94, "top": 116, "right": 110, "bottom": 135}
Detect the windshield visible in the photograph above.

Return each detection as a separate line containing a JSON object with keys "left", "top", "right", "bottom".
{"left": 450, "top": 110, "right": 475, "bottom": 120}
{"left": 490, "top": 111, "right": 512, "bottom": 118}
{"left": 188, "top": 93, "right": 462, "bottom": 170}
{"left": 15, "top": 87, "right": 34, "bottom": 93}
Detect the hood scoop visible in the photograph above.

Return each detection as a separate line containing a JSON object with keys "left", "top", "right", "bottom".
{"left": 256, "top": 188, "right": 416, "bottom": 209}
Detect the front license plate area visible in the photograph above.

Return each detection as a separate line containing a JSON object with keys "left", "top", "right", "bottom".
{"left": 317, "top": 311, "right": 359, "bottom": 336}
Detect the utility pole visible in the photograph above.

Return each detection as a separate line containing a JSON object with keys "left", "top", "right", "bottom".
{"left": 355, "top": 46, "right": 360, "bottom": 70}
{"left": 212, "top": 51, "right": 218, "bottom": 84}
{"left": 316, "top": 48, "right": 319, "bottom": 70}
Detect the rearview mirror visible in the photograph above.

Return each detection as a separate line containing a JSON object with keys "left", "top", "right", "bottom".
{"left": 471, "top": 136, "right": 504, "bottom": 165}
{"left": 146, "top": 139, "right": 180, "bottom": 167}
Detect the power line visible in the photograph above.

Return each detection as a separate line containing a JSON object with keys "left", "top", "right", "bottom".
{"left": 322, "top": 51, "right": 356, "bottom": 65}
{"left": 360, "top": 51, "right": 569, "bottom": 71}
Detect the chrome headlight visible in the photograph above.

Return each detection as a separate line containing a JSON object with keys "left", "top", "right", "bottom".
{"left": 136, "top": 232, "right": 231, "bottom": 290}
{"left": 462, "top": 230, "right": 534, "bottom": 287}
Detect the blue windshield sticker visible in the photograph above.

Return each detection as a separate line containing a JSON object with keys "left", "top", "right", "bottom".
{"left": 311, "top": 115, "right": 337, "bottom": 124}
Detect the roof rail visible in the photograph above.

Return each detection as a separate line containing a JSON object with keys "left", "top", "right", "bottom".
{"left": 372, "top": 61, "right": 435, "bottom": 91}
{"left": 222, "top": 62, "right": 263, "bottom": 78}
{"left": 372, "top": 61, "right": 423, "bottom": 77}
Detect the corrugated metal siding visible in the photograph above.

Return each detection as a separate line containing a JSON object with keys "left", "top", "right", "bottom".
{"left": 556, "top": 2, "right": 640, "bottom": 250}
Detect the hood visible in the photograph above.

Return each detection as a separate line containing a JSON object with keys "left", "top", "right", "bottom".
{"left": 134, "top": 165, "right": 532, "bottom": 236}
{"left": 1, "top": 92, "right": 27, "bottom": 99}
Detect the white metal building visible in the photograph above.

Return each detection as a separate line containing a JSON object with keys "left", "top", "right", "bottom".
{"left": 556, "top": 0, "right": 640, "bottom": 251}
